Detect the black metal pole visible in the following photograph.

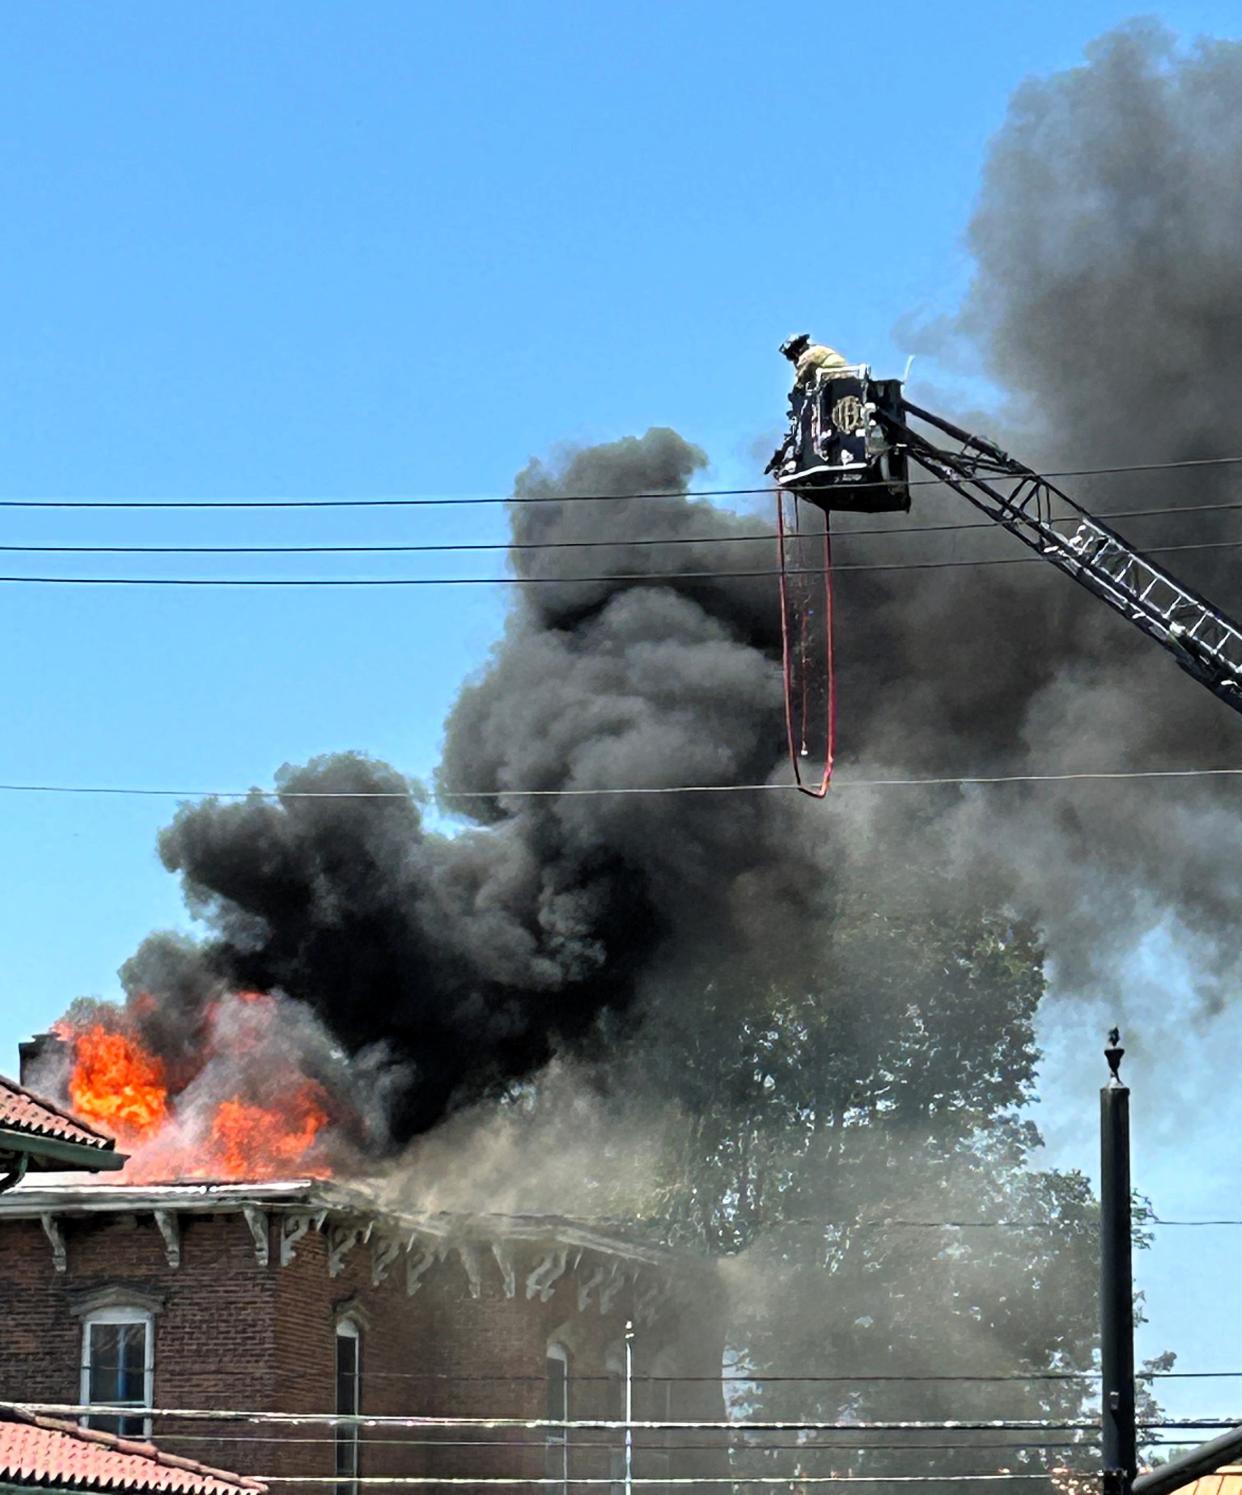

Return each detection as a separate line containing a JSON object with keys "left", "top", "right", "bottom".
{"left": 1101, "top": 1029, "right": 1136, "bottom": 1495}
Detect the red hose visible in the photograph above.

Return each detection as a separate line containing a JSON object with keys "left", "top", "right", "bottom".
{"left": 776, "top": 492, "right": 835, "bottom": 798}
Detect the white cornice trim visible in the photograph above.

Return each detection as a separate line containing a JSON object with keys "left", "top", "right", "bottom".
{"left": 0, "top": 1179, "right": 702, "bottom": 1275}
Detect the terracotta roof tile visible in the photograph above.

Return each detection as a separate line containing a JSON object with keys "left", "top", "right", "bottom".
{"left": 0, "top": 1408, "right": 264, "bottom": 1494}
{"left": 0, "top": 1076, "right": 114, "bottom": 1152}
{"left": 1172, "top": 1468, "right": 1242, "bottom": 1495}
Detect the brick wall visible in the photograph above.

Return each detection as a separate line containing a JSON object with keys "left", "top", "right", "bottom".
{"left": 0, "top": 1211, "right": 275, "bottom": 1475}
{"left": 0, "top": 1210, "right": 728, "bottom": 1493}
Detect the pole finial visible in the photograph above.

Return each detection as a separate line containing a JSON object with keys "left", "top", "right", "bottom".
{"left": 1105, "top": 1028, "right": 1125, "bottom": 1083}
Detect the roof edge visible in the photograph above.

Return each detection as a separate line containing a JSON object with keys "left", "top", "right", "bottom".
{"left": 0, "top": 1178, "right": 712, "bottom": 1271}
{"left": 0, "top": 1129, "right": 126, "bottom": 1173}
{"left": 0, "top": 1405, "right": 266, "bottom": 1492}
{"left": 0, "top": 1076, "right": 116, "bottom": 1151}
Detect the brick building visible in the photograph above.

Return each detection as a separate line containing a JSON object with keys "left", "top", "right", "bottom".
{"left": 0, "top": 1176, "right": 727, "bottom": 1493}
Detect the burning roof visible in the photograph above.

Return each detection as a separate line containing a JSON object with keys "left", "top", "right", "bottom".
{"left": 27, "top": 999, "right": 337, "bottom": 1185}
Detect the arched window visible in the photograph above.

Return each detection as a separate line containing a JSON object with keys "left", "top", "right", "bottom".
{"left": 604, "top": 1346, "right": 626, "bottom": 1495}
{"left": 78, "top": 1299, "right": 157, "bottom": 1437}
{"left": 648, "top": 1349, "right": 678, "bottom": 1426}
{"left": 644, "top": 1349, "right": 679, "bottom": 1485}
{"left": 545, "top": 1342, "right": 571, "bottom": 1493}
{"left": 604, "top": 1345, "right": 625, "bottom": 1422}
{"left": 335, "top": 1317, "right": 362, "bottom": 1495}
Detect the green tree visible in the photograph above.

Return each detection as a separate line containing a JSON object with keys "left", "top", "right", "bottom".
{"left": 635, "top": 882, "right": 1160, "bottom": 1494}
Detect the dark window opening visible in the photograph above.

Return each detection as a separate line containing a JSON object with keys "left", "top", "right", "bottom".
{"left": 546, "top": 1344, "right": 570, "bottom": 1493}
{"left": 83, "top": 1317, "right": 150, "bottom": 1437}
{"left": 336, "top": 1320, "right": 361, "bottom": 1495}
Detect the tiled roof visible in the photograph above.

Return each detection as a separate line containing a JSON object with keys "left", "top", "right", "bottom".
{"left": 0, "top": 1407, "right": 265, "bottom": 1494}
{"left": 0, "top": 1076, "right": 114, "bottom": 1152}
{"left": 1171, "top": 1467, "right": 1242, "bottom": 1495}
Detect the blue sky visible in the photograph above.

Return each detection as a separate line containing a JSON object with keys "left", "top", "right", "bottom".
{"left": 3, "top": 0, "right": 1242, "bottom": 1423}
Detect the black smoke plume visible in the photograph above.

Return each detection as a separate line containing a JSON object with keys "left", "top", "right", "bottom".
{"left": 120, "top": 430, "right": 817, "bottom": 1143}
{"left": 96, "top": 23, "right": 1242, "bottom": 1148}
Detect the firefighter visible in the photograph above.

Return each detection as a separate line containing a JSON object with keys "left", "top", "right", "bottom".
{"left": 765, "top": 334, "right": 855, "bottom": 478}
{"left": 780, "top": 332, "right": 850, "bottom": 389}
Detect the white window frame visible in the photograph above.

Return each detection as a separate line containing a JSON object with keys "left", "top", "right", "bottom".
{"left": 546, "top": 1341, "right": 571, "bottom": 1493}
{"left": 80, "top": 1306, "right": 155, "bottom": 1437}
{"left": 605, "top": 1348, "right": 625, "bottom": 1495}
{"left": 335, "top": 1316, "right": 362, "bottom": 1495}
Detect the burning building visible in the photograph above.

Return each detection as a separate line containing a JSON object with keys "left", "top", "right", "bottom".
{"left": 0, "top": 1033, "right": 727, "bottom": 1491}
{"left": 28, "top": 1000, "right": 339, "bottom": 1186}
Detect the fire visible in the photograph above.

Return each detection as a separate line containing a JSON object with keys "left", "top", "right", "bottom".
{"left": 60, "top": 1024, "right": 169, "bottom": 1141}
{"left": 54, "top": 1000, "right": 335, "bottom": 1183}
{"left": 210, "top": 1088, "right": 330, "bottom": 1177}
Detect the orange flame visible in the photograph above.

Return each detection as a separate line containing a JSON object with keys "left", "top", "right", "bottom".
{"left": 210, "top": 1088, "right": 330, "bottom": 1177}
{"left": 55, "top": 1008, "right": 334, "bottom": 1183}
{"left": 62, "top": 1024, "right": 169, "bottom": 1142}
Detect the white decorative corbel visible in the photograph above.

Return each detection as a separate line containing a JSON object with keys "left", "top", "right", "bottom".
{"left": 328, "top": 1222, "right": 365, "bottom": 1278}
{"left": 41, "top": 1214, "right": 66, "bottom": 1273}
{"left": 577, "top": 1261, "right": 607, "bottom": 1312}
{"left": 526, "top": 1248, "right": 569, "bottom": 1303}
{"left": 405, "top": 1244, "right": 437, "bottom": 1296}
{"left": 455, "top": 1242, "right": 484, "bottom": 1299}
{"left": 279, "top": 1212, "right": 321, "bottom": 1267}
{"left": 371, "top": 1234, "right": 401, "bottom": 1286}
{"left": 598, "top": 1262, "right": 625, "bottom": 1314}
{"left": 490, "top": 1241, "right": 517, "bottom": 1299}
{"left": 153, "top": 1210, "right": 181, "bottom": 1269}
{"left": 242, "top": 1206, "right": 270, "bottom": 1267}
{"left": 633, "top": 1275, "right": 662, "bottom": 1326}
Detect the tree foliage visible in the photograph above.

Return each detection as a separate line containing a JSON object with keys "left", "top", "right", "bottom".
{"left": 629, "top": 882, "right": 1159, "bottom": 1490}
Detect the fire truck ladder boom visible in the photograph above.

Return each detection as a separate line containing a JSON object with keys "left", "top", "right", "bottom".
{"left": 885, "top": 399, "right": 1242, "bottom": 716}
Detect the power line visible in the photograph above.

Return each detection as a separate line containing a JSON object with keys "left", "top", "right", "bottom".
{"left": 156, "top": 1436, "right": 1105, "bottom": 1451}
{"left": 16, "top": 1403, "right": 1240, "bottom": 1434}
{"left": 0, "top": 1403, "right": 1115, "bottom": 1430}
{"left": 3, "top": 533, "right": 1241, "bottom": 586}
{"left": 3, "top": 451, "right": 1242, "bottom": 508}
{"left": 0, "top": 566, "right": 788, "bottom": 586}
{"left": 80, "top": 1363, "right": 1104, "bottom": 1385}
{"left": 6, "top": 499, "right": 1242, "bottom": 556}
{"left": 74, "top": 1360, "right": 1242, "bottom": 1384}
{"left": 0, "top": 536, "right": 783, "bottom": 556}
{"left": 249, "top": 1476, "right": 1083, "bottom": 1486}
{"left": 4, "top": 765, "right": 1242, "bottom": 802}
{"left": 146, "top": 1432, "right": 1196, "bottom": 1451}
{"left": 1141, "top": 1219, "right": 1242, "bottom": 1228}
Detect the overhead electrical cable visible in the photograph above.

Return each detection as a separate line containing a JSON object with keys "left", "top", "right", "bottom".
{"left": 4, "top": 450, "right": 1242, "bottom": 508}
{"left": 8, "top": 499, "right": 1242, "bottom": 555}
{"left": 78, "top": 1364, "right": 1108, "bottom": 1384}
{"left": 3, "top": 532, "right": 1242, "bottom": 586}
{"left": 6, "top": 766, "right": 1242, "bottom": 801}
{"left": 0, "top": 1401, "right": 1123, "bottom": 1429}
{"left": 157, "top": 1435, "right": 1105, "bottom": 1452}
{"left": 248, "top": 1475, "right": 1083, "bottom": 1487}
{"left": 248, "top": 1475, "right": 1084, "bottom": 1487}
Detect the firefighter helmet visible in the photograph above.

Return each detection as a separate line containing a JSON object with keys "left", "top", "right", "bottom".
{"left": 780, "top": 333, "right": 811, "bottom": 361}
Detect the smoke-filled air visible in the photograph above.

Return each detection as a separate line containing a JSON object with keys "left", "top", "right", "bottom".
{"left": 33, "top": 31, "right": 1242, "bottom": 1455}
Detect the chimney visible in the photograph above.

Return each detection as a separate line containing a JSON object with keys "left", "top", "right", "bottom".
{"left": 19, "top": 1032, "right": 68, "bottom": 1094}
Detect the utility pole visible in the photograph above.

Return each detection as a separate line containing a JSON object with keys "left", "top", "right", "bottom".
{"left": 624, "top": 1319, "right": 634, "bottom": 1495}
{"left": 1101, "top": 1028, "right": 1137, "bottom": 1495}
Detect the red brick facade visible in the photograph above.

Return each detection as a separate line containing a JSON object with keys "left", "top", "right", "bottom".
{"left": 0, "top": 1183, "right": 727, "bottom": 1493}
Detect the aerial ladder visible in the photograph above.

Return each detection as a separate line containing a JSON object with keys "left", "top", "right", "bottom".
{"left": 767, "top": 366, "right": 1242, "bottom": 792}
